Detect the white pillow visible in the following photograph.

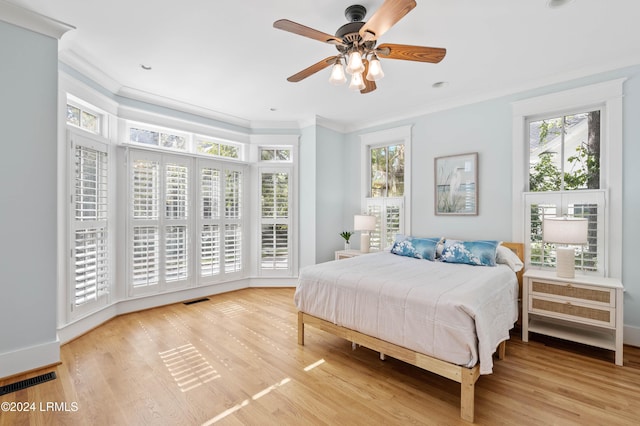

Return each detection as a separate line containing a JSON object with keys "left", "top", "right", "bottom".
{"left": 496, "top": 245, "right": 524, "bottom": 272}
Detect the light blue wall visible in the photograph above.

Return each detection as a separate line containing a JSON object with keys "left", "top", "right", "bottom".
{"left": 337, "top": 65, "right": 640, "bottom": 338}
{"left": 0, "top": 21, "right": 60, "bottom": 376}
{"left": 315, "top": 126, "right": 347, "bottom": 263}
{"left": 298, "top": 125, "right": 317, "bottom": 268}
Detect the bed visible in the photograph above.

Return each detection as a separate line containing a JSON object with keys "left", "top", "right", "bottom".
{"left": 294, "top": 240, "right": 524, "bottom": 422}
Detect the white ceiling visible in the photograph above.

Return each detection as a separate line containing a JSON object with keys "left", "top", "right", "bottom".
{"left": 8, "top": 0, "right": 640, "bottom": 131}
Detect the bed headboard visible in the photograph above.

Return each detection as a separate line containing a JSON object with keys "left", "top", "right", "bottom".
{"left": 500, "top": 242, "right": 524, "bottom": 291}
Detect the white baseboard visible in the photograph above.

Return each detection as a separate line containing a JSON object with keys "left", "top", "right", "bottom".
{"left": 0, "top": 339, "right": 60, "bottom": 379}
{"left": 57, "top": 278, "right": 289, "bottom": 345}
{"left": 624, "top": 324, "right": 640, "bottom": 347}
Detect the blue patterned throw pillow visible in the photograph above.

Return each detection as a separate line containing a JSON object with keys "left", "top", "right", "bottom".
{"left": 391, "top": 235, "right": 442, "bottom": 261}
{"left": 440, "top": 239, "right": 500, "bottom": 266}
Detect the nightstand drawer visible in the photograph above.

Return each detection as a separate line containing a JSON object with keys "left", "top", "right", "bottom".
{"left": 530, "top": 280, "right": 614, "bottom": 306}
{"left": 529, "top": 296, "right": 615, "bottom": 328}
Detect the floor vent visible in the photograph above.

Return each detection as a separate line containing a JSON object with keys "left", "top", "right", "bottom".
{"left": 183, "top": 298, "right": 210, "bottom": 305}
{"left": 0, "top": 372, "right": 57, "bottom": 396}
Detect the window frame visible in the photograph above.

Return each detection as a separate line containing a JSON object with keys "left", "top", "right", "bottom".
{"left": 360, "top": 125, "right": 412, "bottom": 243}
{"left": 512, "top": 79, "right": 624, "bottom": 278}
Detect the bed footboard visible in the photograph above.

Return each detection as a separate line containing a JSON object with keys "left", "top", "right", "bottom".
{"left": 297, "top": 311, "right": 483, "bottom": 422}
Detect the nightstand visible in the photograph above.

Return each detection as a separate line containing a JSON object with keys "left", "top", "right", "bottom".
{"left": 522, "top": 269, "right": 624, "bottom": 365}
{"left": 334, "top": 249, "right": 366, "bottom": 260}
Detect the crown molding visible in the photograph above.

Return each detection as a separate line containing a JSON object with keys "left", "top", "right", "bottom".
{"left": 117, "top": 86, "right": 252, "bottom": 130}
{"left": 0, "top": 0, "right": 74, "bottom": 39}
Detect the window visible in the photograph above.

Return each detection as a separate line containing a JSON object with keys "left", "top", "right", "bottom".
{"left": 67, "top": 103, "right": 101, "bottom": 134}
{"left": 196, "top": 137, "right": 241, "bottom": 159}
{"left": 526, "top": 110, "right": 602, "bottom": 273}
{"left": 129, "top": 123, "right": 187, "bottom": 151}
{"left": 260, "top": 148, "right": 291, "bottom": 162}
{"left": 70, "top": 132, "right": 109, "bottom": 316}
{"left": 196, "top": 160, "right": 246, "bottom": 283}
{"left": 259, "top": 170, "right": 291, "bottom": 272}
{"left": 529, "top": 111, "right": 600, "bottom": 192}
{"left": 129, "top": 151, "right": 191, "bottom": 293}
{"left": 512, "top": 79, "right": 624, "bottom": 277}
{"left": 370, "top": 144, "right": 404, "bottom": 197}
{"left": 360, "top": 126, "right": 412, "bottom": 250}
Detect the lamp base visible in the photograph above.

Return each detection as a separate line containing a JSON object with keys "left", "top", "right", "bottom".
{"left": 556, "top": 246, "right": 576, "bottom": 278}
{"left": 360, "top": 232, "right": 370, "bottom": 253}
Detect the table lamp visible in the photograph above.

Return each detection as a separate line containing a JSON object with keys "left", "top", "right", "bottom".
{"left": 354, "top": 214, "right": 377, "bottom": 253}
{"left": 543, "top": 217, "right": 588, "bottom": 278}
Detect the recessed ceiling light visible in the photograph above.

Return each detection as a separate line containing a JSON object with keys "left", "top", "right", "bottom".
{"left": 140, "top": 64, "right": 152, "bottom": 71}
{"left": 547, "top": 0, "right": 574, "bottom": 9}
{"left": 432, "top": 81, "right": 449, "bottom": 89}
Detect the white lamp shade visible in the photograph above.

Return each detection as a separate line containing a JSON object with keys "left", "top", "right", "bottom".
{"left": 354, "top": 214, "right": 376, "bottom": 231}
{"left": 543, "top": 217, "right": 588, "bottom": 244}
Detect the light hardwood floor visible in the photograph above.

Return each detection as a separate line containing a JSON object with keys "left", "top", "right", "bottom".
{"left": 2, "top": 288, "right": 639, "bottom": 425}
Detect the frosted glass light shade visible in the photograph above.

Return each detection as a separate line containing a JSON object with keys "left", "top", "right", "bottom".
{"left": 329, "top": 61, "right": 346, "bottom": 85}
{"left": 346, "top": 51, "right": 365, "bottom": 75}
{"left": 366, "top": 56, "right": 384, "bottom": 81}
{"left": 348, "top": 72, "right": 365, "bottom": 91}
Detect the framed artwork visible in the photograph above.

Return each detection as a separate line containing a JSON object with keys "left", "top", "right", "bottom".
{"left": 434, "top": 152, "right": 478, "bottom": 215}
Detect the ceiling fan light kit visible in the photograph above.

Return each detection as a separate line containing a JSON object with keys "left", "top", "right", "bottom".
{"left": 273, "top": 0, "right": 446, "bottom": 94}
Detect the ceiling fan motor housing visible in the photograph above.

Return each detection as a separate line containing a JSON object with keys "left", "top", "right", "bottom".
{"left": 336, "top": 5, "right": 369, "bottom": 52}
{"left": 345, "top": 5, "right": 366, "bottom": 22}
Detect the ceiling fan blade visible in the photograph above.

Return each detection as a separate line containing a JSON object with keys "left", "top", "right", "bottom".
{"left": 359, "top": 0, "right": 417, "bottom": 42}
{"left": 287, "top": 56, "right": 339, "bottom": 83}
{"left": 361, "top": 60, "right": 377, "bottom": 94}
{"left": 274, "top": 19, "right": 345, "bottom": 46}
{"left": 377, "top": 43, "right": 446, "bottom": 63}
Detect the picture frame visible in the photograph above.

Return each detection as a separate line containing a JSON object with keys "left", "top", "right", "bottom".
{"left": 434, "top": 152, "right": 478, "bottom": 215}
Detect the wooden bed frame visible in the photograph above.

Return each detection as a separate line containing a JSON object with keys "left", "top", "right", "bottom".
{"left": 297, "top": 242, "right": 524, "bottom": 423}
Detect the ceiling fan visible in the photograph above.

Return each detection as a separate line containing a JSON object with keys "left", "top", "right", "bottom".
{"left": 273, "top": 0, "right": 446, "bottom": 94}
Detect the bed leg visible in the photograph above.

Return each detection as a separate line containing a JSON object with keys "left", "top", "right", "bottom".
{"left": 298, "top": 312, "right": 305, "bottom": 346}
{"left": 460, "top": 367, "right": 478, "bottom": 423}
{"left": 498, "top": 341, "right": 506, "bottom": 360}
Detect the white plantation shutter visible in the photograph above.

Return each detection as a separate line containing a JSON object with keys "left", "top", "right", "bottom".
{"left": 366, "top": 197, "right": 404, "bottom": 251}
{"left": 224, "top": 224, "right": 242, "bottom": 273}
{"left": 70, "top": 133, "right": 110, "bottom": 315}
{"left": 200, "top": 224, "right": 220, "bottom": 277}
{"left": 197, "top": 161, "right": 245, "bottom": 282}
{"left": 165, "top": 225, "right": 188, "bottom": 281}
{"left": 129, "top": 152, "right": 192, "bottom": 293}
{"left": 524, "top": 190, "right": 606, "bottom": 275}
{"left": 131, "top": 155, "right": 160, "bottom": 290}
{"left": 199, "top": 166, "right": 221, "bottom": 278}
{"left": 223, "top": 169, "right": 243, "bottom": 274}
{"left": 164, "top": 161, "right": 189, "bottom": 284}
{"left": 260, "top": 170, "right": 291, "bottom": 273}
{"left": 132, "top": 226, "right": 159, "bottom": 286}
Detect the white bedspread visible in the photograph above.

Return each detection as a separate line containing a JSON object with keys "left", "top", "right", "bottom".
{"left": 294, "top": 251, "right": 518, "bottom": 374}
